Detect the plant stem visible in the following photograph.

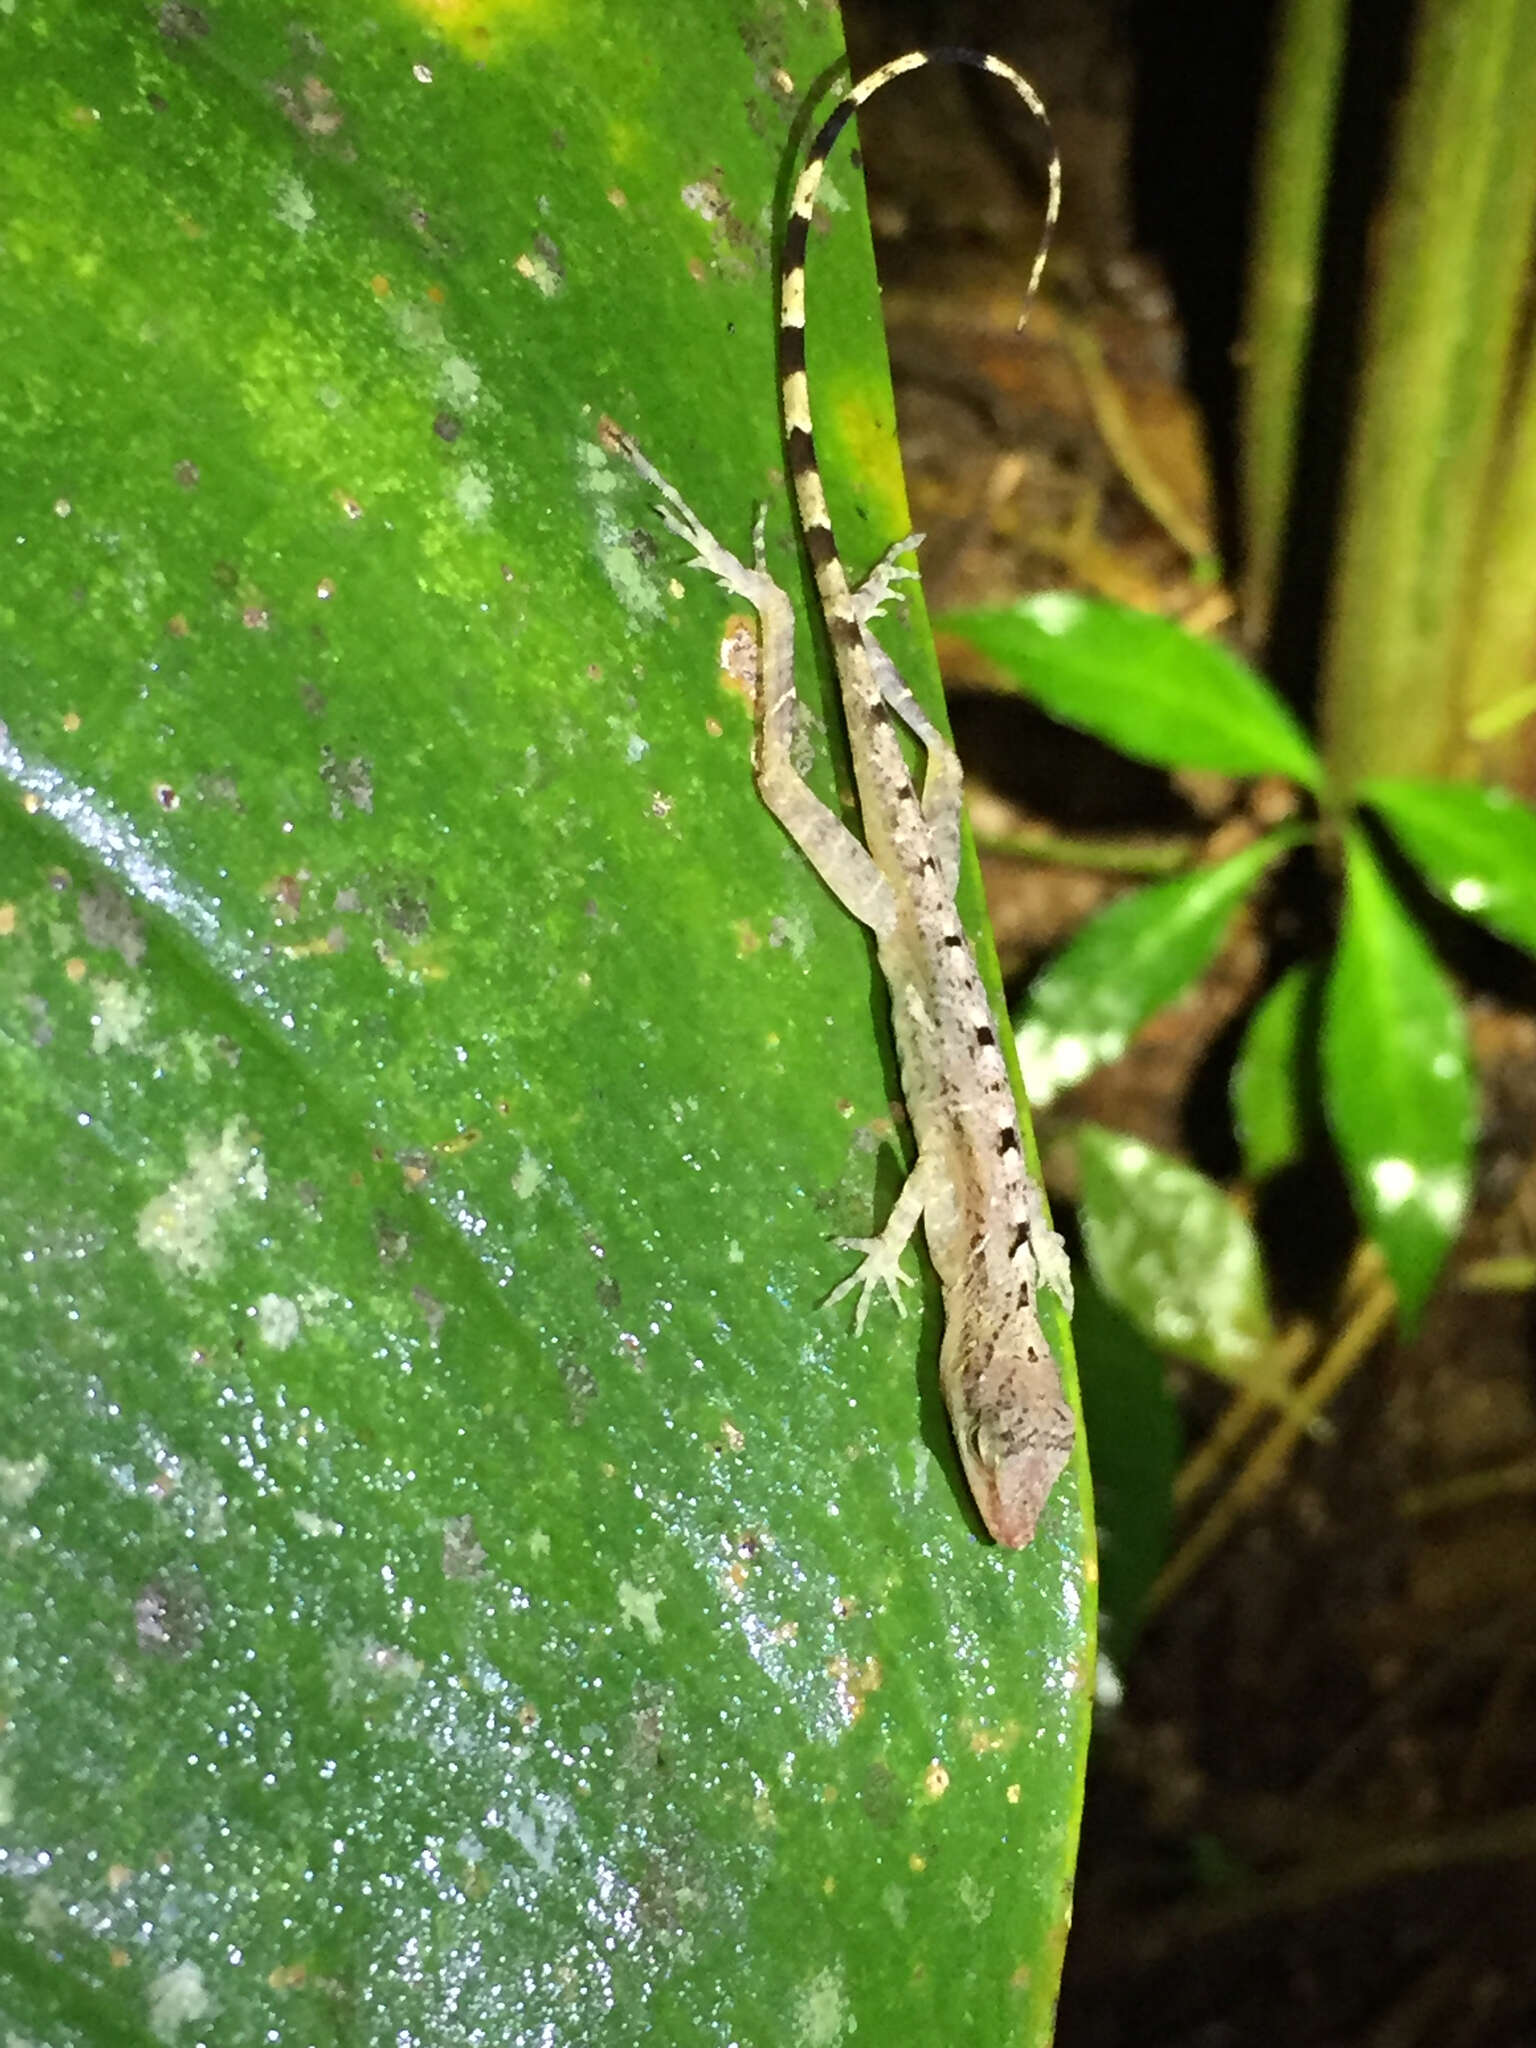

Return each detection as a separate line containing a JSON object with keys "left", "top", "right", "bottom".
{"left": 1320, "top": 0, "right": 1536, "bottom": 792}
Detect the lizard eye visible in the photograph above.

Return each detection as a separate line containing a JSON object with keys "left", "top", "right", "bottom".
{"left": 965, "top": 1411, "right": 1001, "bottom": 1471}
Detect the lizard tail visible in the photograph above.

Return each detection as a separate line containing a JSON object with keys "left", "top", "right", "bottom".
{"left": 777, "top": 49, "right": 1059, "bottom": 656}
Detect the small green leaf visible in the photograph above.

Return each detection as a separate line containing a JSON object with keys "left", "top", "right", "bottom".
{"left": 1015, "top": 832, "right": 1301, "bottom": 1106}
{"left": 1076, "top": 1126, "right": 1276, "bottom": 1379}
{"left": 1322, "top": 830, "right": 1475, "bottom": 1327}
{"left": 1070, "top": 1270, "right": 1179, "bottom": 1666}
{"left": 1362, "top": 776, "right": 1536, "bottom": 955}
{"left": 1232, "top": 964, "right": 1317, "bottom": 1181}
{"left": 941, "top": 594, "right": 1323, "bottom": 790}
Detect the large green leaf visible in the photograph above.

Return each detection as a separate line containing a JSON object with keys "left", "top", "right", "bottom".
{"left": 1322, "top": 830, "right": 1474, "bottom": 1327}
{"left": 1, "top": 6, "right": 1092, "bottom": 2043}
{"left": 941, "top": 594, "right": 1323, "bottom": 790}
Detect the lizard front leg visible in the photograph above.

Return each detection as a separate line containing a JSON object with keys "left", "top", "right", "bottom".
{"left": 608, "top": 425, "right": 898, "bottom": 940}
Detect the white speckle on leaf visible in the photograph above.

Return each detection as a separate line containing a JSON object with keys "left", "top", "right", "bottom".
{"left": 272, "top": 171, "right": 316, "bottom": 234}
{"left": 514, "top": 248, "right": 561, "bottom": 298}
{"left": 326, "top": 1638, "right": 422, "bottom": 1710}
{"left": 439, "top": 353, "right": 480, "bottom": 408}
{"left": 293, "top": 1508, "right": 344, "bottom": 1538}
{"left": 25, "top": 1885, "right": 67, "bottom": 1937}
{"left": 136, "top": 1120, "right": 265, "bottom": 1277}
{"left": 91, "top": 977, "right": 150, "bottom": 1054}
{"left": 958, "top": 1871, "right": 993, "bottom": 1925}
{"left": 256, "top": 1292, "right": 301, "bottom": 1349}
{"left": 681, "top": 179, "right": 730, "bottom": 224}
{"left": 0, "top": 1455, "right": 48, "bottom": 1510}
{"left": 617, "top": 1580, "right": 664, "bottom": 1643}
{"left": 451, "top": 465, "right": 494, "bottom": 523}
{"left": 147, "top": 1960, "right": 214, "bottom": 2041}
{"left": 793, "top": 1963, "right": 854, "bottom": 2046}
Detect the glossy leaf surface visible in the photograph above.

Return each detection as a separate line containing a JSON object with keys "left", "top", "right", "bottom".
{"left": 1322, "top": 830, "right": 1474, "bottom": 1327}
{"left": 1232, "top": 964, "right": 1316, "bottom": 1183}
{"left": 1076, "top": 1126, "right": 1276, "bottom": 1382}
{"left": 1363, "top": 775, "right": 1536, "bottom": 955}
{"left": 1015, "top": 833, "right": 1300, "bottom": 1107}
{"left": 942, "top": 594, "right": 1322, "bottom": 790}
{"left": 0, "top": 8, "right": 1090, "bottom": 2044}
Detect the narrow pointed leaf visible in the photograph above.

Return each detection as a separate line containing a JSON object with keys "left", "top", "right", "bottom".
{"left": 1076, "top": 1127, "right": 1276, "bottom": 1380}
{"left": 942, "top": 594, "right": 1323, "bottom": 789}
{"left": 1322, "top": 831, "right": 1475, "bottom": 1327}
{"left": 1016, "top": 831, "right": 1301, "bottom": 1106}
{"left": 1363, "top": 776, "right": 1536, "bottom": 955}
{"left": 1232, "top": 964, "right": 1317, "bottom": 1182}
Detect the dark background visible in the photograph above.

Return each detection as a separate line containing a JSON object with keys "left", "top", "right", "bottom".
{"left": 831, "top": 4, "right": 1536, "bottom": 2044}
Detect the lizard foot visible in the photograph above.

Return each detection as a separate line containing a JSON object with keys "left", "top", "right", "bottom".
{"left": 823, "top": 1234, "right": 917, "bottom": 1334}
{"left": 853, "top": 534, "right": 925, "bottom": 624}
{"left": 603, "top": 421, "right": 778, "bottom": 611}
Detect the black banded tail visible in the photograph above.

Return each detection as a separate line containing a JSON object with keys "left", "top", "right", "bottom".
{"left": 778, "top": 49, "right": 1059, "bottom": 639}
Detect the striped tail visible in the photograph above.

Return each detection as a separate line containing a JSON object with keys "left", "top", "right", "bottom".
{"left": 778, "top": 49, "right": 1059, "bottom": 662}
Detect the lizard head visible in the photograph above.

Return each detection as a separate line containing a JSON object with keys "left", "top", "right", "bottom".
{"left": 941, "top": 1309, "right": 1075, "bottom": 1548}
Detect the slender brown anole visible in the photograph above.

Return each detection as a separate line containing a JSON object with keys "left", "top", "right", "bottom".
{"left": 604, "top": 49, "right": 1075, "bottom": 1546}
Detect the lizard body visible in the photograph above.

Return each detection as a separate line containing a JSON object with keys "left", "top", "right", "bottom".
{"left": 607, "top": 49, "right": 1075, "bottom": 1547}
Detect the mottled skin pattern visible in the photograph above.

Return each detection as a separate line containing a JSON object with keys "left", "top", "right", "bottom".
{"left": 604, "top": 50, "right": 1073, "bottom": 1546}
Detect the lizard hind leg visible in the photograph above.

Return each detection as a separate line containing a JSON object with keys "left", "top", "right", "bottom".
{"left": 823, "top": 1152, "right": 934, "bottom": 1333}
{"left": 844, "top": 534, "right": 964, "bottom": 896}
{"left": 860, "top": 633, "right": 964, "bottom": 899}
{"left": 823, "top": 1234, "right": 918, "bottom": 1333}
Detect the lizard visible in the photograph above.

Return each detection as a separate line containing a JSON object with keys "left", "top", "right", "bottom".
{"left": 603, "top": 48, "right": 1075, "bottom": 1548}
